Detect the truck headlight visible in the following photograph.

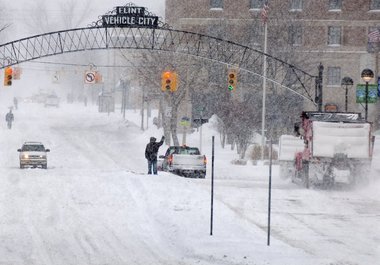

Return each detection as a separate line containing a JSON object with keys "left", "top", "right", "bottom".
{"left": 23, "top": 154, "right": 29, "bottom": 159}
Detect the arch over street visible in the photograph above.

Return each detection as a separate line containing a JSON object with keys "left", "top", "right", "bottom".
{"left": 0, "top": 4, "right": 320, "bottom": 104}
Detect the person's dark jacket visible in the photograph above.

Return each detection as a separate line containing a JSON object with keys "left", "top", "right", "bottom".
{"left": 145, "top": 136, "right": 164, "bottom": 161}
{"left": 5, "top": 112, "right": 14, "bottom": 122}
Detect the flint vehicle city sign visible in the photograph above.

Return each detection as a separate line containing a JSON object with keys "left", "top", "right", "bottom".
{"left": 102, "top": 6, "right": 159, "bottom": 28}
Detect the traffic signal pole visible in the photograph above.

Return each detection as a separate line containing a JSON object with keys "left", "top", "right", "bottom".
{"left": 261, "top": 20, "right": 268, "bottom": 161}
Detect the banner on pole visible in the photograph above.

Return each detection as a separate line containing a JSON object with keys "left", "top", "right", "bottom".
{"left": 356, "top": 84, "right": 378, "bottom": 103}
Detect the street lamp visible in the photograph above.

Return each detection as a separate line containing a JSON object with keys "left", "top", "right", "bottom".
{"left": 341, "top": 76, "right": 353, "bottom": 112}
{"left": 361, "top": 69, "right": 374, "bottom": 121}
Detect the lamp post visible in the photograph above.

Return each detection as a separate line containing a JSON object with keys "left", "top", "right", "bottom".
{"left": 341, "top": 77, "right": 353, "bottom": 112}
{"left": 361, "top": 69, "right": 374, "bottom": 121}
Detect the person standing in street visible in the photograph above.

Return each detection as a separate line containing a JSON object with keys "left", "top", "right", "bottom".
{"left": 5, "top": 109, "right": 14, "bottom": 129}
{"left": 145, "top": 136, "right": 165, "bottom": 175}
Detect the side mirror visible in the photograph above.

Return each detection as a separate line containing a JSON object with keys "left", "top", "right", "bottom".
{"left": 45, "top": 149, "right": 50, "bottom": 152}
{"left": 17, "top": 149, "right": 21, "bottom": 152}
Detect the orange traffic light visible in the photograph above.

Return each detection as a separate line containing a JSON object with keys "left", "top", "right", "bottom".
{"left": 161, "top": 71, "right": 178, "bottom": 92}
{"left": 4, "top": 67, "right": 13, "bottom": 86}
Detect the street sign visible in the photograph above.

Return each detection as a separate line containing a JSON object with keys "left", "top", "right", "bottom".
{"left": 165, "top": 107, "right": 172, "bottom": 117}
{"left": 193, "top": 118, "right": 209, "bottom": 126}
{"left": 180, "top": 116, "right": 190, "bottom": 127}
{"left": 84, "top": 71, "right": 96, "bottom": 84}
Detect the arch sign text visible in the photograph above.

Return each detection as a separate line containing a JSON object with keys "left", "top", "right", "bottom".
{"left": 102, "top": 6, "right": 159, "bottom": 28}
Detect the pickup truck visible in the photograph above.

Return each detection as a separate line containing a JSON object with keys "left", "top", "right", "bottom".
{"left": 159, "top": 145, "right": 207, "bottom": 178}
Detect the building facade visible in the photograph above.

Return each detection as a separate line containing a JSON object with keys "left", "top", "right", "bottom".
{"left": 166, "top": 0, "right": 380, "bottom": 126}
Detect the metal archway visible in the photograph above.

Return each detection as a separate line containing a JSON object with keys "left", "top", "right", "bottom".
{"left": 0, "top": 5, "right": 319, "bottom": 104}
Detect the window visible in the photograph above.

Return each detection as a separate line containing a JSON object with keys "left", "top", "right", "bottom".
{"left": 250, "top": 0, "right": 265, "bottom": 9}
{"left": 327, "top": 67, "right": 341, "bottom": 86}
{"left": 289, "top": 25, "right": 302, "bottom": 45}
{"left": 328, "top": 26, "right": 342, "bottom": 45}
{"left": 210, "top": 0, "right": 223, "bottom": 9}
{"left": 290, "top": 0, "right": 303, "bottom": 10}
{"left": 370, "top": 0, "right": 380, "bottom": 10}
{"left": 329, "top": 0, "right": 342, "bottom": 10}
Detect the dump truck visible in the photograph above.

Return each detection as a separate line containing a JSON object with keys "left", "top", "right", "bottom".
{"left": 293, "top": 111, "right": 375, "bottom": 188}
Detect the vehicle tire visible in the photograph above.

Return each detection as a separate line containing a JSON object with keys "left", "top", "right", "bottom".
{"left": 42, "top": 164, "right": 47, "bottom": 169}
{"left": 20, "top": 164, "right": 24, "bottom": 169}
{"left": 198, "top": 172, "right": 206, "bottom": 179}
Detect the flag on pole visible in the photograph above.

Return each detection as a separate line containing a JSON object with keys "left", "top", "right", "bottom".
{"left": 261, "top": 2, "right": 269, "bottom": 24}
{"left": 368, "top": 29, "right": 380, "bottom": 43}
{"left": 368, "top": 29, "right": 380, "bottom": 53}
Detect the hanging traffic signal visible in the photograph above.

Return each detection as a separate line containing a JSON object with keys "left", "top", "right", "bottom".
{"left": 4, "top": 67, "right": 13, "bottom": 86}
{"left": 227, "top": 69, "right": 237, "bottom": 91}
{"left": 161, "top": 71, "right": 178, "bottom": 92}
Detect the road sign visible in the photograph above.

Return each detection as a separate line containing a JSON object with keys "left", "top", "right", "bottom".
{"left": 193, "top": 118, "right": 209, "bottom": 126}
{"left": 85, "top": 71, "right": 96, "bottom": 84}
{"left": 180, "top": 116, "right": 190, "bottom": 127}
{"left": 165, "top": 107, "right": 172, "bottom": 117}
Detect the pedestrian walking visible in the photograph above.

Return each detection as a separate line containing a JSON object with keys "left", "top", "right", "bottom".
{"left": 5, "top": 109, "right": 14, "bottom": 129}
{"left": 145, "top": 136, "right": 165, "bottom": 175}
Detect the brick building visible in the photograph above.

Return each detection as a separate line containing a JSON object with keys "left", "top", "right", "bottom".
{"left": 165, "top": 0, "right": 380, "bottom": 125}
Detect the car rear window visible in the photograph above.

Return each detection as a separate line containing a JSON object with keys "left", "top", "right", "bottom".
{"left": 177, "top": 147, "right": 200, "bottom": 155}
{"left": 165, "top": 146, "right": 201, "bottom": 156}
{"left": 22, "top": 145, "right": 45, "bottom": 151}
{"left": 183, "top": 148, "right": 199, "bottom": 155}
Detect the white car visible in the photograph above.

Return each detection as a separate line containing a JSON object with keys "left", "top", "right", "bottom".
{"left": 17, "top": 142, "right": 50, "bottom": 169}
{"left": 44, "top": 95, "right": 59, "bottom": 107}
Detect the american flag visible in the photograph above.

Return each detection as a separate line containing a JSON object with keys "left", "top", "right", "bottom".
{"left": 368, "top": 29, "right": 380, "bottom": 43}
{"left": 261, "top": 2, "right": 269, "bottom": 24}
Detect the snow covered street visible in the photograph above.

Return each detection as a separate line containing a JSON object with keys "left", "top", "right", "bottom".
{"left": 0, "top": 101, "right": 379, "bottom": 265}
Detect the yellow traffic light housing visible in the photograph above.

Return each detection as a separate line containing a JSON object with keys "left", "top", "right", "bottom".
{"left": 161, "top": 71, "right": 178, "bottom": 92}
{"left": 4, "top": 67, "right": 13, "bottom": 86}
{"left": 227, "top": 69, "right": 237, "bottom": 91}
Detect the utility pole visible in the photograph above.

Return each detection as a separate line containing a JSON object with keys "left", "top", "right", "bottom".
{"left": 261, "top": 14, "right": 268, "bottom": 161}
{"left": 182, "top": 66, "right": 191, "bottom": 145}
{"left": 141, "top": 85, "right": 145, "bottom": 131}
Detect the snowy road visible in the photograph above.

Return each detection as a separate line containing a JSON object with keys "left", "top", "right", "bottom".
{"left": 0, "top": 102, "right": 379, "bottom": 265}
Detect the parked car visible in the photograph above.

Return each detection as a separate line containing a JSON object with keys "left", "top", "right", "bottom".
{"left": 44, "top": 95, "right": 59, "bottom": 107}
{"left": 160, "top": 145, "right": 207, "bottom": 178}
{"left": 17, "top": 142, "right": 50, "bottom": 169}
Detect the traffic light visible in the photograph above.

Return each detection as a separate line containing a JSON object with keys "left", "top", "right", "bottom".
{"left": 227, "top": 69, "right": 237, "bottom": 91}
{"left": 4, "top": 67, "right": 13, "bottom": 86}
{"left": 161, "top": 71, "right": 178, "bottom": 92}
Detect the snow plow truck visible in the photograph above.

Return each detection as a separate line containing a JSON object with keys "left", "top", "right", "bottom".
{"left": 293, "top": 111, "right": 375, "bottom": 188}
